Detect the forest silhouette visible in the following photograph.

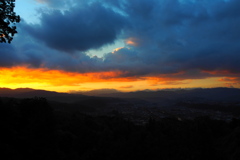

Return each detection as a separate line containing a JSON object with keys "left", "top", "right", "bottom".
{"left": 1, "top": 97, "right": 240, "bottom": 160}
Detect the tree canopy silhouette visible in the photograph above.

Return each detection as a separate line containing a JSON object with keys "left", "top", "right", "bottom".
{"left": 0, "top": 0, "right": 20, "bottom": 43}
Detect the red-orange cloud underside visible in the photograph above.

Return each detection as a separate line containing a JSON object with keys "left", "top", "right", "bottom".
{"left": 0, "top": 66, "right": 239, "bottom": 92}
{"left": 0, "top": 66, "right": 138, "bottom": 85}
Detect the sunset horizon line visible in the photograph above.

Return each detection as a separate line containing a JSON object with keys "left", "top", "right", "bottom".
{"left": 1, "top": 86, "right": 239, "bottom": 95}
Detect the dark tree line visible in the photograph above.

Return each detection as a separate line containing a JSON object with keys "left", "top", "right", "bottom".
{"left": 0, "top": 0, "right": 20, "bottom": 43}
{"left": 1, "top": 97, "right": 240, "bottom": 160}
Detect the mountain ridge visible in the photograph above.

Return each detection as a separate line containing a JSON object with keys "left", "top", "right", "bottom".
{"left": 1, "top": 87, "right": 240, "bottom": 103}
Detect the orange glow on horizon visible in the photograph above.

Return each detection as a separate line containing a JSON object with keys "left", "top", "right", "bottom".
{"left": 218, "top": 77, "right": 240, "bottom": 88}
{"left": 0, "top": 66, "right": 135, "bottom": 84}
{"left": 202, "top": 70, "right": 238, "bottom": 76}
{"left": 0, "top": 66, "right": 239, "bottom": 92}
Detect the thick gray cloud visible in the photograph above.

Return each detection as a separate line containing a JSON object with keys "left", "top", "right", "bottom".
{"left": 0, "top": 43, "right": 21, "bottom": 67}
{"left": 1, "top": 0, "right": 240, "bottom": 81}
{"left": 26, "top": 1, "right": 128, "bottom": 53}
{"left": 114, "top": 0, "right": 240, "bottom": 75}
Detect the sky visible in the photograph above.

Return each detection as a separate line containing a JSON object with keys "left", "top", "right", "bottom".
{"left": 0, "top": 0, "right": 240, "bottom": 92}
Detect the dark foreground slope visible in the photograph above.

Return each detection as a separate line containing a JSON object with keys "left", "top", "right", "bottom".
{"left": 1, "top": 97, "right": 240, "bottom": 160}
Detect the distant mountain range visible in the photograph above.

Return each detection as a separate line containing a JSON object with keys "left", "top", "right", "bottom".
{"left": 1, "top": 87, "right": 240, "bottom": 103}
{"left": 70, "top": 89, "right": 121, "bottom": 96}
{"left": 75, "top": 88, "right": 240, "bottom": 102}
{"left": 0, "top": 88, "right": 87, "bottom": 103}
{"left": 0, "top": 88, "right": 66, "bottom": 97}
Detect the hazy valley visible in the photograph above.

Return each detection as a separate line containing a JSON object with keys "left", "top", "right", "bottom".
{"left": 1, "top": 87, "right": 240, "bottom": 123}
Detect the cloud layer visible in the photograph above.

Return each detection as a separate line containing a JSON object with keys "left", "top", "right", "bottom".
{"left": 1, "top": 0, "right": 240, "bottom": 84}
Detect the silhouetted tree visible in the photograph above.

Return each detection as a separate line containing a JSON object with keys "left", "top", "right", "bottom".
{"left": 0, "top": 0, "right": 20, "bottom": 43}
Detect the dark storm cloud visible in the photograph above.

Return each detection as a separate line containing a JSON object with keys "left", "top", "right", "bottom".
{"left": 1, "top": 0, "right": 240, "bottom": 81}
{"left": 0, "top": 20, "right": 106, "bottom": 72}
{"left": 26, "top": 1, "right": 128, "bottom": 53}
{"left": 105, "top": 0, "right": 240, "bottom": 76}
{"left": 0, "top": 43, "right": 21, "bottom": 67}
{"left": 70, "top": 0, "right": 238, "bottom": 80}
